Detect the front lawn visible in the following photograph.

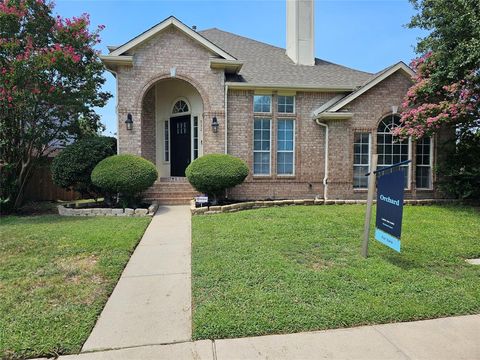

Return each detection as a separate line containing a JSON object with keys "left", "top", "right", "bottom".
{"left": 192, "top": 205, "right": 480, "bottom": 339}
{"left": 0, "top": 215, "right": 150, "bottom": 360}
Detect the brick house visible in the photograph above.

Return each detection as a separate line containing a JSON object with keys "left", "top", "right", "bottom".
{"left": 101, "top": 0, "right": 445, "bottom": 204}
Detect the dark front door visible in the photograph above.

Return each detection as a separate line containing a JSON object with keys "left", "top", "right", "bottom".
{"left": 170, "top": 115, "right": 191, "bottom": 176}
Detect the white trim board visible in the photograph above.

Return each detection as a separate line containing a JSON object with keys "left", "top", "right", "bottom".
{"left": 325, "top": 62, "right": 415, "bottom": 113}
{"left": 109, "top": 16, "right": 236, "bottom": 61}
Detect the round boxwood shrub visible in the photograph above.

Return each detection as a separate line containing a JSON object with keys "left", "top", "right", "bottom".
{"left": 51, "top": 136, "right": 117, "bottom": 197}
{"left": 185, "top": 154, "right": 249, "bottom": 199}
{"left": 91, "top": 154, "right": 158, "bottom": 205}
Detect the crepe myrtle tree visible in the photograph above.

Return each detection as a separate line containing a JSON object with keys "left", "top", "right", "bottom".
{"left": 394, "top": 0, "right": 480, "bottom": 199}
{"left": 0, "top": 0, "right": 111, "bottom": 212}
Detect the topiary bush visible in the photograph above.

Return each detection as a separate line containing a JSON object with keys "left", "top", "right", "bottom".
{"left": 185, "top": 154, "right": 249, "bottom": 202}
{"left": 51, "top": 136, "right": 117, "bottom": 198}
{"left": 91, "top": 154, "right": 158, "bottom": 207}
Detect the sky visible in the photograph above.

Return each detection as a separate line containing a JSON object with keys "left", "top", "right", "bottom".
{"left": 55, "top": 0, "right": 427, "bottom": 136}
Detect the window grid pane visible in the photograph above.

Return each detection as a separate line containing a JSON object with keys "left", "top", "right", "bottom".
{"left": 277, "top": 96, "right": 295, "bottom": 113}
{"left": 253, "top": 95, "right": 272, "bottom": 113}
{"left": 377, "top": 116, "right": 409, "bottom": 189}
{"left": 416, "top": 137, "right": 432, "bottom": 188}
{"left": 193, "top": 116, "right": 199, "bottom": 160}
{"left": 277, "top": 119, "right": 294, "bottom": 175}
{"left": 164, "top": 120, "right": 169, "bottom": 162}
{"left": 253, "top": 118, "right": 271, "bottom": 175}
{"left": 353, "top": 132, "right": 370, "bottom": 188}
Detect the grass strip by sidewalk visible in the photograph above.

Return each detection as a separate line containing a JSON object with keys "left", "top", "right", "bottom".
{"left": 192, "top": 205, "right": 480, "bottom": 339}
{"left": 0, "top": 215, "right": 151, "bottom": 360}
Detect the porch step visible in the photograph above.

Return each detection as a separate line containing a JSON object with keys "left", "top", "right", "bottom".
{"left": 143, "top": 179, "right": 198, "bottom": 205}
{"left": 144, "top": 197, "right": 194, "bottom": 205}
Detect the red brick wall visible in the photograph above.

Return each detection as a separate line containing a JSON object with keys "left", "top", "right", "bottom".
{"left": 116, "top": 27, "right": 226, "bottom": 157}
{"left": 226, "top": 71, "right": 442, "bottom": 200}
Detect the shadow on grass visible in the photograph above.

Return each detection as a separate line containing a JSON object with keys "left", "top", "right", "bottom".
{"left": 384, "top": 253, "right": 420, "bottom": 270}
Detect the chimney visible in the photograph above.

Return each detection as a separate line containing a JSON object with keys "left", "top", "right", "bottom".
{"left": 286, "top": 0, "right": 315, "bottom": 66}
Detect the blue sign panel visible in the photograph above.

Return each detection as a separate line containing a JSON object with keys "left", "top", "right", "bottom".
{"left": 375, "top": 169, "right": 405, "bottom": 252}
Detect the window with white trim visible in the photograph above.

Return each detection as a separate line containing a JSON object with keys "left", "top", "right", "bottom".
{"left": 277, "top": 119, "right": 295, "bottom": 175}
{"left": 164, "top": 120, "right": 169, "bottom": 162}
{"left": 377, "top": 115, "right": 410, "bottom": 188}
{"left": 253, "top": 95, "right": 271, "bottom": 113}
{"left": 172, "top": 100, "right": 189, "bottom": 114}
{"left": 277, "top": 95, "right": 295, "bottom": 113}
{"left": 253, "top": 118, "right": 271, "bottom": 175}
{"left": 416, "top": 137, "right": 432, "bottom": 188}
{"left": 353, "top": 133, "right": 371, "bottom": 188}
{"left": 193, "top": 116, "right": 199, "bottom": 160}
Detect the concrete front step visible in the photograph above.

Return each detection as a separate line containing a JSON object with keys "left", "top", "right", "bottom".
{"left": 144, "top": 197, "right": 193, "bottom": 205}
{"left": 144, "top": 179, "right": 198, "bottom": 205}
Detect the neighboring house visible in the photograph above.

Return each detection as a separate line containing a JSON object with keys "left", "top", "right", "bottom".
{"left": 101, "top": 0, "right": 448, "bottom": 204}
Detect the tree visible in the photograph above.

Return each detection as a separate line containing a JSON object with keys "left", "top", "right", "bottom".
{"left": 51, "top": 136, "right": 117, "bottom": 198}
{"left": 394, "top": 0, "right": 480, "bottom": 199}
{"left": 0, "top": 0, "right": 111, "bottom": 212}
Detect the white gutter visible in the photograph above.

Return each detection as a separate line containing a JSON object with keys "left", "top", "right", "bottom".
{"left": 224, "top": 83, "right": 228, "bottom": 154}
{"left": 315, "top": 119, "right": 329, "bottom": 200}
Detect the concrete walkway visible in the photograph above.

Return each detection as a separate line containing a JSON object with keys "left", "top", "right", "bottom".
{"left": 61, "top": 315, "right": 479, "bottom": 359}
{"left": 81, "top": 206, "right": 192, "bottom": 352}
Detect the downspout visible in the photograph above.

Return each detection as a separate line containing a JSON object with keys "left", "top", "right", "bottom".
{"left": 315, "top": 119, "right": 329, "bottom": 200}
{"left": 224, "top": 83, "right": 228, "bottom": 154}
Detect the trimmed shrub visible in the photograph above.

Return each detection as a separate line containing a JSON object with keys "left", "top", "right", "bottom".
{"left": 51, "top": 136, "right": 117, "bottom": 197}
{"left": 91, "top": 154, "right": 158, "bottom": 206}
{"left": 186, "top": 154, "right": 249, "bottom": 199}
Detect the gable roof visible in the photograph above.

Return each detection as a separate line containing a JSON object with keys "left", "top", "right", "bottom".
{"left": 313, "top": 62, "right": 414, "bottom": 119}
{"left": 109, "top": 16, "right": 236, "bottom": 61}
{"left": 199, "top": 28, "right": 374, "bottom": 90}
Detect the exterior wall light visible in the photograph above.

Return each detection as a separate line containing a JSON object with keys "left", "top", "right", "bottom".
{"left": 212, "top": 116, "right": 219, "bottom": 133}
{"left": 391, "top": 105, "right": 398, "bottom": 114}
{"left": 125, "top": 113, "right": 133, "bottom": 131}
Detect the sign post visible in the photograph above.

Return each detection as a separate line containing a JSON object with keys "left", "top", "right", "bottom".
{"left": 361, "top": 154, "right": 377, "bottom": 258}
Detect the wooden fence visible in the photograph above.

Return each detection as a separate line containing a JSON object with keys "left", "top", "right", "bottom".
{"left": 24, "top": 160, "right": 80, "bottom": 202}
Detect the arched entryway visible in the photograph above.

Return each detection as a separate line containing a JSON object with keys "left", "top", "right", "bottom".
{"left": 152, "top": 78, "right": 204, "bottom": 177}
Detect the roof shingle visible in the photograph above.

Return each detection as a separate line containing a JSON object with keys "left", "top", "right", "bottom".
{"left": 200, "top": 28, "right": 374, "bottom": 90}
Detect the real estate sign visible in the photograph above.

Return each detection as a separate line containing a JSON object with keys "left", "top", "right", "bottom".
{"left": 375, "top": 169, "right": 405, "bottom": 252}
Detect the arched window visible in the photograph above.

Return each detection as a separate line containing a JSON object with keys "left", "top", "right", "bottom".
{"left": 172, "top": 100, "right": 189, "bottom": 114}
{"left": 377, "top": 115, "right": 410, "bottom": 188}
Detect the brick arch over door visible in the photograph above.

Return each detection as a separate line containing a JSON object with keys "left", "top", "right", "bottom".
{"left": 139, "top": 74, "right": 209, "bottom": 166}
{"left": 136, "top": 73, "right": 211, "bottom": 112}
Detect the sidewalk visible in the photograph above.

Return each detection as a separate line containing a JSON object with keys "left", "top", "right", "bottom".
{"left": 59, "top": 314, "right": 479, "bottom": 359}
{"left": 81, "top": 206, "right": 192, "bottom": 352}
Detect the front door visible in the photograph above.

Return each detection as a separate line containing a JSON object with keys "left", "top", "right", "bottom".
{"left": 170, "top": 115, "right": 191, "bottom": 176}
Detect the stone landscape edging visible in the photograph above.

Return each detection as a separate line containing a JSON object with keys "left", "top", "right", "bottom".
{"left": 57, "top": 203, "right": 158, "bottom": 217}
{"left": 190, "top": 198, "right": 458, "bottom": 215}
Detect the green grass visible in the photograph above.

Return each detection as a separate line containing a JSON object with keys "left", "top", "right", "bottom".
{"left": 192, "top": 205, "right": 480, "bottom": 340}
{"left": 0, "top": 215, "right": 151, "bottom": 359}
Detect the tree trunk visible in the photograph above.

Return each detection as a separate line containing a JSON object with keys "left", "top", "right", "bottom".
{"left": 13, "top": 158, "right": 33, "bottom": 210}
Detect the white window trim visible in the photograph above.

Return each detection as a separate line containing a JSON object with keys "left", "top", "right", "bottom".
{"left": 353, "top": 132, "right": 371, "bottom": 189}
{"left": 253, "top": 95, "right": 272, "bottom": 114}
{"left": 253, "top": 118, "right": 272, "bottom": 176}
{"left": 163, "top": 120, "right": 170, "bottom": 163}
{"left": 277, "top": 95, "right": 296, "bottom": 114}
{"left": 277, "top": 118, "right": 296, "bottom": 177}
{"left": 191, "top": 115, "right": 201, "bottom": 162}
{"left": 407, "top": 138, "right": 412, "bottom": 190}
{"left": 416, "top": 137, "right": 434, "bottom": 190}
{"left": 171, "top": 97, "right": 191, "bottom": 117}
{"left": 377, "top": 115, "right": 412, "bottom": 190}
